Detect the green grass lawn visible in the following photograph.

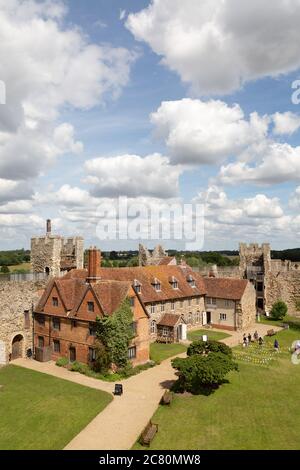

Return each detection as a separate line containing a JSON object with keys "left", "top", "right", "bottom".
{"left": 150, "top": 343, "right": 187, "bottom": 363}
{"left": 187, "top": 328, "right": 231, "bottom": 342}
{"left": 135, "top": 328, "right": 300, "bottom": 450}
{"left": 0, "top": 365, "right": 112, "bottom": 450}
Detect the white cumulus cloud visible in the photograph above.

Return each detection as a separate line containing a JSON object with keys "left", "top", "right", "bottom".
{"left": 127, "top": 0, "right": 300, "bottom": 95}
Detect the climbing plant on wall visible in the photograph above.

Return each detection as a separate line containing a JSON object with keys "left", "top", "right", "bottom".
{"left": 95, "top": 298, "right": 134, "bottom": 370}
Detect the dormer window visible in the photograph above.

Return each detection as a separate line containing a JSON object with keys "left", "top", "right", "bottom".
{"left": 187, "top": 275, "right": 196, "bottom": 288}
{"left": 169, "top": 276, "right": 178, "bottom": 289}
{"left": 133, "top": 279, "right": 142, "bottom": 294}
{"left": 152, "top": 277, "right": 161, "bottom": 292}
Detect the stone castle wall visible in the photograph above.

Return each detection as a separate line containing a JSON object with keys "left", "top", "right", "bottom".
{"left": 0, "top": 279, "right": 47, "bottom": 364}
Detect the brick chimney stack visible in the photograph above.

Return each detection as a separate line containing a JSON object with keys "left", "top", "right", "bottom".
{"left": 46, "top": 219, "right": 51, "bottom": 235}
{"left": 87, "top": 246, "right": 101, "bottom": 283}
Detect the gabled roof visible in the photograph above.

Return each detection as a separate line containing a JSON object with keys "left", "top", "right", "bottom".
{"left": 64, "top": 265, "right": 206, "bottom": 303}
{"left": 35, "top": 277, "right": 135, "bottom": 318}
{"left": 158, "top": 313, "right": 184, "bottom": 327}
{"left": 204, "top": 277, "right": 249, "bottom": 300}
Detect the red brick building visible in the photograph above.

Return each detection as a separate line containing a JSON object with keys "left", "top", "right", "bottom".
{"left": 34, "top": 248, "right": 150, "bottom": 366}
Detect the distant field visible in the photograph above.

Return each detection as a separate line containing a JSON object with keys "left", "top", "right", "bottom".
{"left": 8, "top": 263, "right": 32, "bottom": 272}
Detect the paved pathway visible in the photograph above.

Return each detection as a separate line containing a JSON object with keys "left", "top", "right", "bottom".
{"left": 12, "top": 322, "right": 282, "bottom": 450}
{"left": 12, "top": 355, "right": 184, "bottom": 450}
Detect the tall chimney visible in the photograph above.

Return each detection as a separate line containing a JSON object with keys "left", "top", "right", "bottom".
{"left": 87, "top": 246, "right": 101, "bottom": 283}
{"left": 46, "top": 219, "right": 51, "bottom": 235}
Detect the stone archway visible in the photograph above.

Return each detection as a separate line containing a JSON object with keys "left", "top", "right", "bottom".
{"left": 11, "top": 334, "right": 24, "bottom": 360}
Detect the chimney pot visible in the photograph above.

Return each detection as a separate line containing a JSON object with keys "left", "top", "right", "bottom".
{"left": 87, "top": 247, "right": 102, "bottom": 283}
{"left": 46, "top": 219, "right": 51, "bottom": 235}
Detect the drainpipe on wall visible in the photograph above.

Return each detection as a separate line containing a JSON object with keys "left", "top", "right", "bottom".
{"left": 32, "top": 302, "right": 35, "bottom": 358}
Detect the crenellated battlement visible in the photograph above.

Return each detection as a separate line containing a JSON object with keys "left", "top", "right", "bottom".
{"left": 31, "top": 220, "right": 84, "bottom": 276}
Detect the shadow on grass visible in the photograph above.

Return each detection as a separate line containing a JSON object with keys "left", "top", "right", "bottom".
{"left": 169, "top": 378, "right": 230, "bottom": 396}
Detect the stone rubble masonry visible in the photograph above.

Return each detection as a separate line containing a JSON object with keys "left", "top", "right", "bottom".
{"left": 0, "top": 279, "right": 48, "bottom": 363}
{"left": 31, "top": 235, "right": 84, "bottom": 277}
{"left": 139, "top": 244, "right": 167, "bottom": 266}
{"left": 197, "top": 243, "right": 300, "bottom": 317}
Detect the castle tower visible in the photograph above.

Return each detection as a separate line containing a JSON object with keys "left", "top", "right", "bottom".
{"left": 31, "top": 220, "right": 84, "bottom": 276}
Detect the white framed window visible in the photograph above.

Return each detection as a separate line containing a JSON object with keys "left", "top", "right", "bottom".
{"left": 151, "top": 320, "right": 157, "bottom": 334}
{"left": 128, "top": 346, "right": 136, "bottom": 359}
{"left": 135, "top": 284, "right": 141, "bottom": 294}
{"left": 154, "top": 282, "right": 161, "bottom": 292}
{"left": 188, "top": 313, "right": 192, "bottom": 324}
{"left": 207, "top": 297, "right": 217, "bottom": 306}
{"left": 171, "top": 301, "right": 175, "bottom": 311}
{"left": 220, "top": 313, "right": 227, "bottom": 321}
{"left": 196, "top": 311, "right": 200, "bottom": 323}
{"left": 150, "top": 304, "right": 156, "bottom": 314}
{"left": 161, "top": 302, "right": 165, "bottom": 312}
{"left": 162, "top": 326, "right": 169, "bottom": 337}
{"left": 224, "top": 300, "right": 230, "bottom": 307}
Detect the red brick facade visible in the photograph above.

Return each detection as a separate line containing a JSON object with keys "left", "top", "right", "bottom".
{"left": 34, "top": 250, "right": 150, "bottom": 367}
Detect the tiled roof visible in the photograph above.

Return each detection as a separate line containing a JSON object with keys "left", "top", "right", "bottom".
{"left": 35, "top": 277, "right": 132, "bottom": 318}
{"left": 91, "top": 281, "right": 131, "bottom": 316}
{"left": 157, "top": 256, "right": 176, "bottom": 265}
{"left": 204, "top": 277, "right": 248, "bottom": 300}
{"left": 158, "top": 313, "right": 182, "bottom": 327}
{"left": 80, "top": 265, "right": 206, "bottom": 303}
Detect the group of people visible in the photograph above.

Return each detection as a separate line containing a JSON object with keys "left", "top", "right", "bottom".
{"left": 242, "top": 331, "right": 279, "bottom": 351}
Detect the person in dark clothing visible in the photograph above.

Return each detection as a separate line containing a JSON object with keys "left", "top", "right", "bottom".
{"left": 258, "top": 337, "right": 263, "bottom": 346}
{"left": 274, "top": 339, "right": 279, "bottom": 352}
{"left": 248, "top": 333, "right": 252, "bottom": 344}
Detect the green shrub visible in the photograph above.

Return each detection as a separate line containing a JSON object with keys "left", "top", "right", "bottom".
{"left": 56, "top": 357, "right": 68, "bottom": 367}
{"left": 172, "top": 352, "right": 238, "bottom": 394}
{"left": 270, "top": 301, "right": 288, "bottom": 321}
{"left": 92, "top": 341, "right": 111, "bottom": 374}
{"left": 187, "top": 339, "right": 232, "bottom": 357}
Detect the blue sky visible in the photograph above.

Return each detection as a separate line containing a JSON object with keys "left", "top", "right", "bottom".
{"left": 1, "top": 0, "right": 300, "bottom": 251}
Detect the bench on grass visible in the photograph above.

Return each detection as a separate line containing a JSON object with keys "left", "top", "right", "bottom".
{"left": 160, "top": 390, "right": 173, "bottom": 405}
{"left": 267, "top": 329, "right": 276, "bottom": 336}
{"left": 139, "top": 421, "right": 158, "bottom": 446}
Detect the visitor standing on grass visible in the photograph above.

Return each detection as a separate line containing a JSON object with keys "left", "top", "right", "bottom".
{"left": 243, "top": 337, "right": 247, "bottom": 348}
{"left": 254, "top": 330, "right": 259, "bottom": 341}
{"left": 274, "top": 339, "right": 279, "bottom": 352}
{"left": 258, "top": 337, "right": 263, "bottom": 346}
{"left": 248, "top": 333, "right": 252, "bottom": 344}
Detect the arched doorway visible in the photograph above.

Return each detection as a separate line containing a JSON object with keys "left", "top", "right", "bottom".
{"left": 11, "top": 334, "right": 24, "bottom": 360}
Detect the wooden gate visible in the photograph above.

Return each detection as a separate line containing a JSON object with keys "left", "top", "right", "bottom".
{"left": 11, "top": 335, "right": 23, "bottom": 360}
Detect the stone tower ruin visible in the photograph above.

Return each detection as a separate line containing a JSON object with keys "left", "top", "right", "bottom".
{"left": 31, "top": 220, "right": 84, "bottom": 277}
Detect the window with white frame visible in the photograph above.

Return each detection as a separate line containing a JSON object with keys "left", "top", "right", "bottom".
{"left": 134, "top": 281, "right": 141, "bottom": 294}
{"left": 161, "top": 302, "right": 165, "bottom": 312}
{"left": 150, "top": 303, "right": 155, "bottom": 314}
{"left": 207, "top": 297, "right": 217, "bottom": 306}
{"left": 162, "top": 326, "right": 169, "bottom": 336}
{"left": 224, "top": 299, "right": 230, "bottom": 307}
{"left": 171, "top": 301, "right": 175, "bottom": 311}
{"left": 220, "top": 313, "right": 227, "bottom": 321}
{"left": 128, "top": 346, "right": 136, "bottom": 359}
{"left": 196, "top": 311, "right": 200, "bottom": 323}
{"left": 188, "top": 312, "right": 192, "bottom": 324}
{"left": 151, "top": 320, "right": 157, "bottom": 334}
